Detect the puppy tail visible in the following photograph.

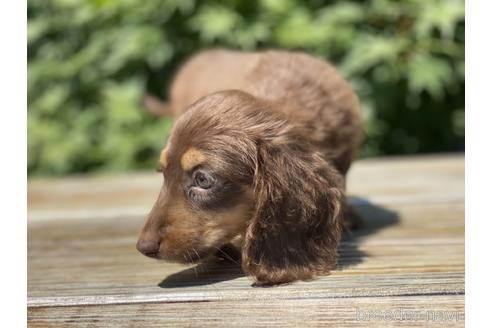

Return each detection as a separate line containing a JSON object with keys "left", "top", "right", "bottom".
{"left": 142, "top": 93, "right": 173, "bottom": 117}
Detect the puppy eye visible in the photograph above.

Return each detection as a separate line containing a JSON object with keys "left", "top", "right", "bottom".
{"left": 193, "top": 170, "right": 214, "bottom": 189}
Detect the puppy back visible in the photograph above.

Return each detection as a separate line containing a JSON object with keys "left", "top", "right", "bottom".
{"left": 169, "top": 49, "right": 363, "bottom": 173}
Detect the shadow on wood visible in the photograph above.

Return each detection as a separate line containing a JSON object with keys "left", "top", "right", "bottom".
{"left": 349, "top": 197, "right": 401, "bottom": 238}
{"left": 158, "top": 257, "right": 245, "bottom": 288}
{"left": 338, "top": 198, "right": 400, "bottom": 269}
{"left": 159, "top": 198, "right": 399, "bottom": 287}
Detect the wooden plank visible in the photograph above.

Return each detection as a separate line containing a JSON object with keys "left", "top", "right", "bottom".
{"left": 27, "top": 155, "right": 465, "bottom": 326}
{"left": 27, "top": 154, "right": 464, "bottom": 221}
{"left": 28, "top": 295, "right": 464, "bottom": 327}
{"left": 28, "top": 201, "right": 464, "bottom": 306}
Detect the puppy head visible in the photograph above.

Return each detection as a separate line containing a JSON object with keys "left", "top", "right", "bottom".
{"left": 137, "top": 91, "right": 257, "bottom": 263}
{"left": 137, "top": 90, "right": 344, "bottom": 284}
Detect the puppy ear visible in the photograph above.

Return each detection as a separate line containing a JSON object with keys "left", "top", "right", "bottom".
{"left": 241, "top": 141, "right": 344, "bottom": 286}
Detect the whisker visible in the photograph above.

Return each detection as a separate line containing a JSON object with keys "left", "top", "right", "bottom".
{"left": 187, "top": 249, "right": 199, "bottom": 278}
{"left": 212, "top": 245, "right": 240, "bottom": 266}
{"left": 182, "top": 250, "right": 199, "bottom": 278}
{"left": 191, "top": 248, "right": 201, "bottom": 262}
{"left": 183, "top": 250, "right": 190, "bottom": 264}
{"left": 191, "top": 247, "right": 222, "bottom": 290}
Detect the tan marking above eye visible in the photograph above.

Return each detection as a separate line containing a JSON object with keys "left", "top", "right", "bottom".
{"left": 181, "top": 147, "right": 206, "bottom": 171}
{"left": 159, "top": 146, "right": 169, "bottom": 168}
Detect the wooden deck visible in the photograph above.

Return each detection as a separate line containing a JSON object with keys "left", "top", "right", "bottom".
{"left": 27, "top": 154, "right": 464, "bottom": 327}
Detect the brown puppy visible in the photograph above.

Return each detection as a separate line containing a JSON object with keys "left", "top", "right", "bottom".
{"left": 137, "top": 49, "right": 363, "bottom": 286}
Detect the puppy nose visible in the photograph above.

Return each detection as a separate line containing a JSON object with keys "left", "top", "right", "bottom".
{"left": 136, "top": 238, "right": 161, "bottom": 258}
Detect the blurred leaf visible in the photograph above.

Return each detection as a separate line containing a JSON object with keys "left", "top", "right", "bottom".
{"left": 413, "top": 0, "right": 464, "bottom": 39}
{"left": 102, "top": 80, "right": 143, "bottom": 127}
{"left": 190, "top": 5, "right": 241, "bottom": 42}
{"left": 30, "top": 84, "right": 70, "bottom": 115}
{"left": 408, "top": 54, "right": 453, "bottom": 98}
{"left": 341, "top": 35, "right": 409, "bottom": 75}
{"left": 452, "top": 109, "right": 465, "bottom": 137}
{"left": 260, "top": 0, "right": 297, "bottom": 15}
{"left": 369, "top": 0, "right": 405, "bottom": 19}
{"left": 274, "top": 8, "right": 325, "bottom": 47}
{"left": 318, "top": 2, "right": 365, "bottom": 24}
{"left": 101, "top": 26, "right": 169, "bottom": 73}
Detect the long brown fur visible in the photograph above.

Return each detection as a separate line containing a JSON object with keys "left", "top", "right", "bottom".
{"left": 137, "top": 49, "right": 363, "bottom": 286}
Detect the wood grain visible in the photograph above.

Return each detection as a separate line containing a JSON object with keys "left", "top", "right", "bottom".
{"left": 29, "top": 295, "right": 464, "bottom": 328}
{"left": 27, "top": 154, "right": 464, "bottom": 327}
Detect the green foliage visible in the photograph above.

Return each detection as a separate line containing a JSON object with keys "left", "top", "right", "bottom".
{"left": 28, "top": 0, "right": 465, "bottom": 175}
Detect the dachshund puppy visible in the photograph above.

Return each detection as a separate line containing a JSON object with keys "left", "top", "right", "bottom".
{"left": 137, "top": 49, "right": 363, "bottom": 286}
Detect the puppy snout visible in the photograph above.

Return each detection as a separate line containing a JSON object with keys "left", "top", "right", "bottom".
{"left": 136, "top": 238, "right": 161, "bottom": 258}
